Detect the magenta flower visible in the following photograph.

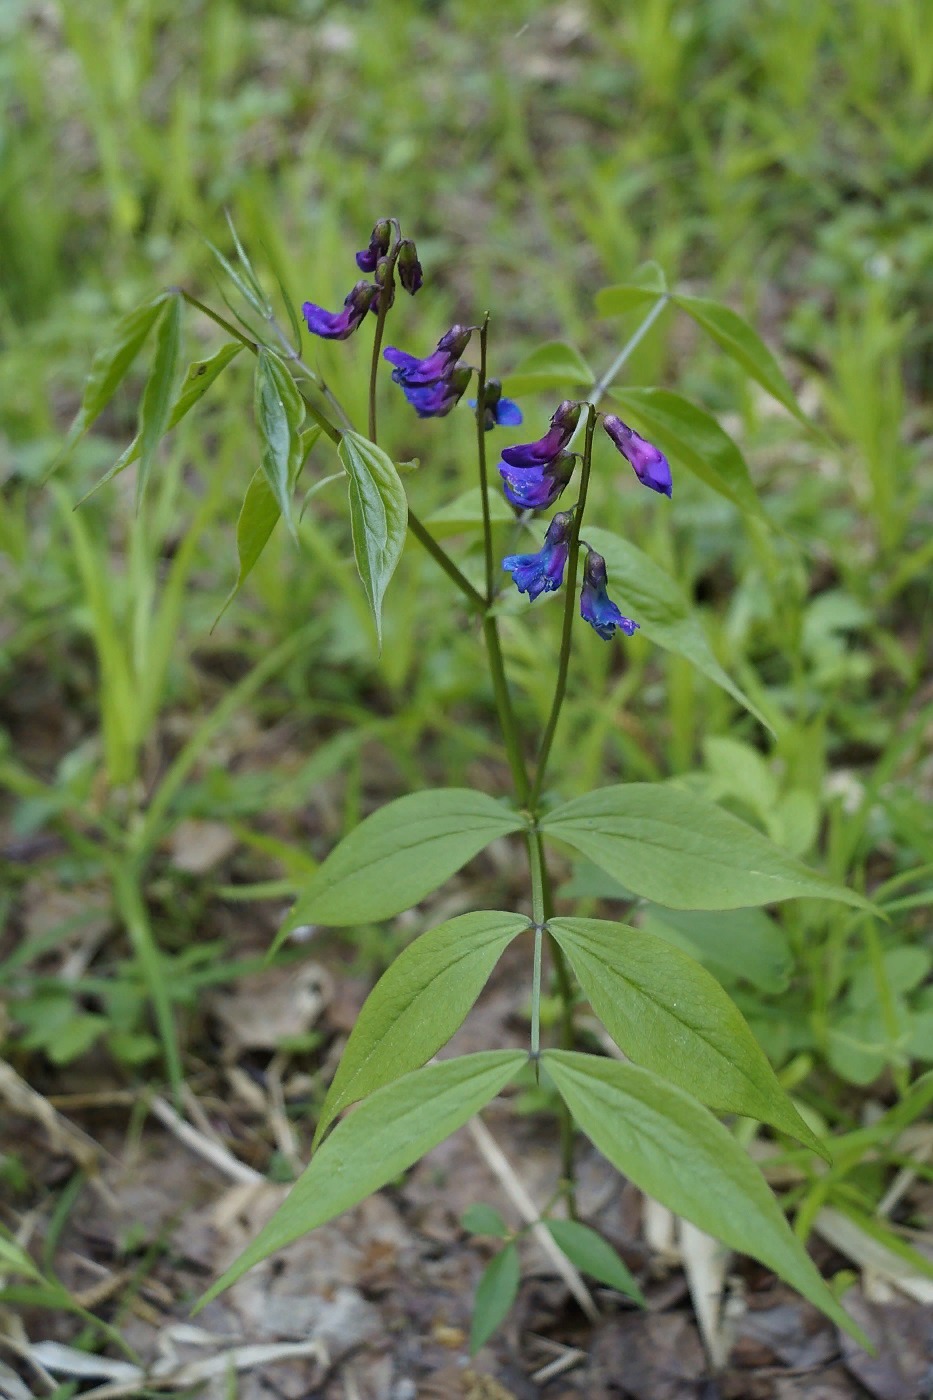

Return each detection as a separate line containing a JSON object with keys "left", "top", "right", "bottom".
{"left": 383, "top": 325, "right": 473, "bottom": 386}
{"left": 401, "top": 366, "right": 472, "bottom": 418}
{"left": 603, "top": 415, "right": 672, "bottom": 497}
{"left": 355, "top": 219, "right": 392, "bottom": 273}
{"left": 302, "top": 281, "right": 378, "bottom": 340}
{"left": 502, "top": 513, "right": 573, "bottom": 600}
{"left": 500, "top": 400, "right": 582, "bottom": 468}
{"left": 580, "top": 550, "right": 639, "bottom": 640}
{"left": 498, "top": 450, "right": 575, "bottom": 511}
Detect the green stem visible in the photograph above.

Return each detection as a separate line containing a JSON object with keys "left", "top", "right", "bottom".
{"left": 530, "top": 404, "right": 597, "bottom": 806}
{"left": 407, "top": 512, "right": 486, "bottom": 611}
{"left": 368, "top": 269, "right": 396, "bottom": 443}
{"left": 475, "top": 315, "right": 495, "bottom": 603}
{"left": 528, "top": 830, "right": 545, "bottom": 1074}
{"left": 483, "top": 616, "right": 530, "bottom": 804}
{"left": 589, "top": 294, "right": 669, "bottom": 405}
{"left": 531, "top": 829, "right": 577, "bottom": 1213}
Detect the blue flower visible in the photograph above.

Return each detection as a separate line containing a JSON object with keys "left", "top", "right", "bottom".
{"left": 355, "top": 219, "right": 392, "bottom": 273}
{"left": 603, "top": 415, "right": 672, "bottom": 497}
{"left": 401, "top": 366, "right": 472, "bottom": 418}
{"left": 498, "top": 450, "right": 575, "bottom": 511}
{"left": 302, "top": 281, "right": 378, "bottom": 340}
{"left": 580, "top": 550, "right": 639, "bottom": 640}
{"left": 500, "top": 400, "right": 581, "bottom": 467}
{"left": 470, "top": 379, "right": 523, "bottom": 431}
{"left": 502, "top": 513, "right": 573, "bottom": 601}
{"left": 383, "top": 325, "right": 473, "bottom": 386}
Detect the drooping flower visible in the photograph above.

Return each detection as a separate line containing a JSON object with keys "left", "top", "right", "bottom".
{"left": 602, "top": 415, "right": 672, "bottom": 497}
{"left": 355, "top": 219, "right": 392, "bottom": 273}
{"left": 580, "top": 549, "right": 639, "bottom": 640}
{"left": 502, "top": 513, "right": 573, "bottom": 601}
{"left": 302, "top": 281, "right": 379, "bottom": 340}
{"left": 400, "top": 365, "right": 472, "bottom": 419}
{"left": 498, "top": 450, "right": 575, "bottom": 511}
{"left": 500, "top": 400, "right": 582, "bottom": 468}
{"left": 470, "top": 379, "right": 523, "bottom": 431}
{"left": 397, "top": 239, "right": 423, "bottom": 295}
{"left": 383, "top": 325, "right": 473, "bottom": 386}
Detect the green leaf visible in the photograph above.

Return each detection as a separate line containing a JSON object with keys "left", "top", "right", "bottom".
{"left": 338, "top": 430, "right": 409, "bottom": 646}
{"left": 224, "top": 209, "right": 270, "bottom": 311}
{"left": 276, "top": 789, "right": 527, "bottom": 945}
{"left": 470, "top": 1243, "right": 520, "bottom": 1354}
{"left": 540, "top": 783, "right": 871, "bottom": 912}
{"left": 135, "top": 293, "right": 183, "bottom": 510}
{"left": 584, "top": 526, "right": 770, "bottom": 729}
{"left": 255, "top": 349, "right": 305, "bottom": 541}
{"left": 502, "top": 341, "right": 593, "bottom": 397}
{"left": 462, "top": 1204, "right": 509, "bottom": 1237}
{"left": 213, "top": 423, "right": 323, "bottom": 626}
{"left": 214, "top": 470, "right": 280, "bottom": 626}
{"left": 544, "top": 1051, "right": 867, "bottom": 1345}
{"left": 53, "top": 295, "right": 166, "bottom": 470}
{"left": 426, "top": 486, "right": 514, "bottom": 539}
{"left": 548, "top": 917, "right": 826, "bottom": 1157}
{"left": 314, "top": 911, "right": 530, "bottom": 1144}
{"left": 198, "top": 1051, "right": 526, "bottom": 1307}
{"left": 76, "top": 342, "right": 245, "bottom": 504}
{"left": 610, "top": 387, "right": 765, "bottom": 520}
{"left": 205, "top": 230, "right": 270, "bottom": 317}
{"left": 595, "top": 262, "right": 668, "bottom": 317}
{"left": 544, "top": 1218, "right": 645, "bottom": 1304}
{"left": 639, "top": 905, "right": 792, "bottom": 994}
{"left": 674, "top": 294, "right": 807, "bottom": 423}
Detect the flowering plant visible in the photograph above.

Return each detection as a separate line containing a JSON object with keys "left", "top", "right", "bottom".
{"left": 58, "top": 215, "right": 872, "bottom": 1352}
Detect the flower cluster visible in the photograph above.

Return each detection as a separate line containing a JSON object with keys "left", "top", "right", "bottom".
{"left": 499, "top": 403, "right": 672, "bottom": 640}
{"left": 302, "top": 218, "right": 422, "bottom": 342}
{"left": 383, "top": 325, "right": 475, "bottom": 418}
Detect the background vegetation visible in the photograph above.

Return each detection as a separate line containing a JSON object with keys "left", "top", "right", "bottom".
{"left": 1, "top": 0, "right": 931, "bottom": 1385}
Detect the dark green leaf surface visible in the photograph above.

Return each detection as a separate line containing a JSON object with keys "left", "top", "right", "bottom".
{"left": 278, "top": 789, "right": 527, "bottom": 942}
{"left": 339, "top": 431, "right": 408, "bottom": 646}
{"left": 135, "top": 293, "right": 183, "bottom": 509}
{"left": 255, "top": 349, "right": 305, "bottom": 539}
{"left": 470, "top": 1244, "right": 520, "bottom": 1353}
{"left": 610, "top": 387, "right": 766, "bottom": 519}
{"left": 548, "top": 917, "right": 826, "bottom": 1156}
{"left": 541, "top": 783, "right": 870, "bottom": 911}
{"left": 544, "top": 1218, "right": 645, "bottom": 1303}
{"left": 674, "top": 294, "right": 806, "bottom": 423}
{"left": 544, "top": 1051, "right": 866, "bottom": 1343}
{"left": 462, "top": 1204, "right": 509, "bottom": 1237}
{"left": 315, "top": 911, "right": 530, "bottom": 1143}
{"left": 584, "top": 527, "right": 769, "bottom": 729}
{"left": 198, "top": 1051, "right": 526, "bottom": 1306}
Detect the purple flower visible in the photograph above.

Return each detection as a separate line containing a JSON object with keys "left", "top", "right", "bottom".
{"left": 401, "top": 366, "right": 472, "bottom": 418}
{"left": 383, "top": 325, "right": 473, "bottom": 386}
{"left": 503, "top": 513, "right": 573, "bottom": 601}
{"left": 500, "top": 400, "right": 582, "bottom": 467}
{"left": 470, "top": 379, "right": 523, "bottom": 431}
{"left": 603, "top": 415, "right": 672, "bottom": 497}
{"left": 355, "top": 219, "right": 392, "bottom": 273}
{"left": 498, "top": 450, "right": 575, "bottom": 511}
{"left": 302, "top": 281, "right": 378, "bottom": 340}
{"left": 397, "top": 239, "right": 423, "bottom": 295}
{"left": 580, "top": 550, "right": 639, "bottom": 640}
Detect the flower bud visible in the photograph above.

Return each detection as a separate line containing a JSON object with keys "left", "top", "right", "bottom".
{"left": 397, "top": 239, "right": 424, "bottom": 295}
